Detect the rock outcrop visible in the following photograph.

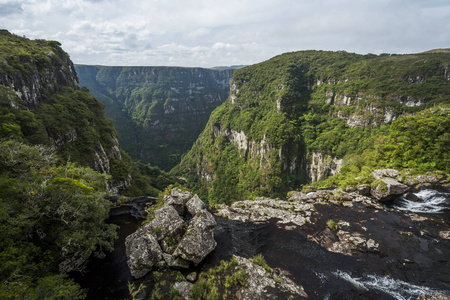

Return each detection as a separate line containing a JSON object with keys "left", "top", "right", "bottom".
{"left": 234, "top": 256, "right": 308, "bottom": 299}
{"left": 173, "top": 209, "right": 217, "bottom": 265}
{"left": 125, "top": 189, "right": 217, "bottom": 278}
{"left": 370, "top": 169, "right": 409, "bottom": 201}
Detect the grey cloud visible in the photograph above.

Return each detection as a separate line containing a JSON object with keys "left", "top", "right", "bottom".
{"left": 0, "top": 1, "right": 22, "bottom": 16}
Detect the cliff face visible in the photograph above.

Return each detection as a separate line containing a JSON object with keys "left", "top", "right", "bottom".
{"left": 75, "top": 65, "right": 235, "bottom": 170}
{"left": 0, "top": 30, "right": 131, "bottom": 193}
{"left": 177, "top": 50, "right": 450, "bottom": 203}
{"left": 0, "top": 33, "right": 79, "bottom": 108}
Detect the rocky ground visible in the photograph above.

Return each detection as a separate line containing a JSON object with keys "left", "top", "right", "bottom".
{"left": 211, "top": 170, "right": 450, "bottom": 299}
{"left": 77, "top": 170, "right": 450, "bottom": 299}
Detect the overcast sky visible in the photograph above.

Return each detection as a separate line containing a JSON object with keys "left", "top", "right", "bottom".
{"left": 1, "top": 0, "right": 449, "bottom": 68}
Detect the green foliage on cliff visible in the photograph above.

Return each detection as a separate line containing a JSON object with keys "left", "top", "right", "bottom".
{"left": 0, "top": 30, "right": 134, "bottom": 185}
{"left": 0, "top": 30, "right": 63, "bottom": 76}
{"left": 177, "top": 50, "right": 450, "bottom": 204}
{"left": 75, "top": 65, "right": 234, "bottom": 170}
{"left": 0, "top": 140, "right": 117, "bottom": 299}
{"left": 311, "top": 105, "right": 450, "bottom": 190}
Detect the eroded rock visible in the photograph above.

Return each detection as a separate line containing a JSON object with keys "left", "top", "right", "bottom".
{"left": 164, "top": 188, "right": 192, "bottom": 215}
{"left": 234, "top": 256, "right": 308, "bottom": 299}
{"left": 125, "top": 231, "right": 162, "bottom": 278}
{"left": 174, "top": 281, "right": 194, "bottom": 300}
{"left": 371, "top": 177, "right": 409, "bottom": 201}
{"left": 148, "top": 205, "right": 186, "bottom": 241}
{"left": 186, "top": 194, "right": 206, "bottom": 215}
{"left": 173, "top": 210, "right": 217, "bottom": 265}
{"left": 125, "top": 190, "right": 216, "bottom": 276}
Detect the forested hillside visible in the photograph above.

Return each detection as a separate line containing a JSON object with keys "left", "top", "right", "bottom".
{"left": 75, "top": 65, "right": 234, "bottom": 170}
{"left": 0, "top": 30, "right": 173, "bottom": 298}
{"left": 175, "top": 50, "right": 450, "bottom": 204}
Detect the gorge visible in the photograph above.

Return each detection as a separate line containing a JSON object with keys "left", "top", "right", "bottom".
{"left": 0, "top": 30, "right": 449, "bottom": 299}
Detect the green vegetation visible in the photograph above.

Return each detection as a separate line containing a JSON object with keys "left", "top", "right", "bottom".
{"left": 327, "top": 220, "right": 338, "bottom": 232}
{"left": 176, "top": 50, "right": 450, "bottom": 204}
{"left": 75, "top": 64, "right": 234, "bottom": 171}
{"left": 0, "top": 140, "right": 117, "bottom": 299}
{"left": 190, "top": 256, "right": 247, "bottom": 300}
{"left": 249, "top": 254, "right": 273, "bottom": 274}
{"left": 314, "top": 105, "right": 450, "bottom": 190}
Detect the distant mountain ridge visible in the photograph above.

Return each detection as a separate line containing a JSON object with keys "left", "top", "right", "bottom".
{"left": 75, "top": 65, "right": 235, "bottom": 170}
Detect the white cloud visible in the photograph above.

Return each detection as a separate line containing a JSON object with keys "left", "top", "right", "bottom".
{"left": 1, "top": 0, "right": 449, "bottom": 67}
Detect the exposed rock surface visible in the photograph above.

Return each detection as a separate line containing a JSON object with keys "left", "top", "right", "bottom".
{"left": 173, "top": 281, "right": 193, "bottom": 300}
{"left": 125, "top": 189, "right": 217, "bottom": 278}
{"left": 309, "top": 152, "right": 344, "bottom": 182}
{"left": 125, "top": 231, "right": 162, "bottom": 278}
{"left": 164, "top": 189, "right": 192, "bottom": 215}
{"left": 234, "top": 256, "right": 308, "bottom": 299}
{"left": 371, "top": 177, "right": 409, "bottom": 201}
{"left": 173, "top": 210, "right": 217, "bottom": 265}
{"left": 186, "top": 194, "right": 207, "bottom": 215}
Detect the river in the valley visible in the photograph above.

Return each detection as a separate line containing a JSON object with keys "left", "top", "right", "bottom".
{"left": 73, "top": 189, "right": 450, "bottom": 299}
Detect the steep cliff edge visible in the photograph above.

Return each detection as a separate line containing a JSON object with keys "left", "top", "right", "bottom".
{"left": 176, "top": 50, "right": 450, "bottom": 203}
{"left": 0, "top": 30, "right": 131, "bottom": 192}
{"left": 75, "top": 65, "right": 235, "bottom": 170}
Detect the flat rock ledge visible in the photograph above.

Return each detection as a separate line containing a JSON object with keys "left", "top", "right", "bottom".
{"left": 215, "top": 190, "right": 383, "bottom": 229}
{"left": 125, "top": 189, "right": 217, "bottom": 278}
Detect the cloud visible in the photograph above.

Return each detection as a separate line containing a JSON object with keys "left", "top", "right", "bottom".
{"left": 0, "top": 1, "right": 22, "bottom": 16}
{"left": 1, "top": 0, "right": 449, "bottom": 67}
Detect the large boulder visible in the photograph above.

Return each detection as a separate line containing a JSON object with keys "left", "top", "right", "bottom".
{"left": 173, "top": 210, "right": 217, "bottom": 265}
{"left": 164, "top": 188, "right": 192, "bottom": 215}
{"left": 148, "top": 205, "right": 186, "bottom": 241}
{"left": 185, "top": 194, "right": 207, "bottom": 215}
{"left": 125, "top": 190, "right": 217, "bottom": 276}
{"left": 370, "top": 177, "right": 409, "bottom": 201}
{"left": 125, "top": 231, "right": 163, "bottom": 278}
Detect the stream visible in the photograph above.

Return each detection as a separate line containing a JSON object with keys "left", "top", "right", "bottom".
{"left": 74, "top": 189, "right": 450, "bottom": 299}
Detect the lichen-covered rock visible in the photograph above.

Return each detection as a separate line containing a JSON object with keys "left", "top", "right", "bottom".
{"left": 126, "top": 190, "right": 216, "bottom": 275}
{"left": 417, "top": 293, "right": 450, "bottom": 300}
{"left": 164, "top": 188, "right": 192, "bottom": 215}
{"left": 174, "top": 281, "right": 194, "bottom": 300}
{"left": 372, "top": 169, "right": 401, "bottom": 180}
{"left": 217, "top": 198, "right": 311, "bottom": 227}
{"left": 185, "top": 194, "right": 206, "bottom": 215}
{"left": 371, "top": 177, "right": 409, "bottom": 201}
{"left": 148, "top": 205, "right": 186, "bottom": 241}
{"left": 125, "top": 231, "right": 163, "bottom": 278}
{"left": 234, "top": 256, "right": 308, "bottom": 299}
{"left": 173, "top": 210, "right": 217, "bottom": 265}
{"left": 327, "top": 230, "right": 379, "bottom": 256}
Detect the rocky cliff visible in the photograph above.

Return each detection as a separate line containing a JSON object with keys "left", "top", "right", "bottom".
{"left": 176, "top": 50, "right": 450, "bottom": 203}
{"left": 0, "top": 30, "right": 131, "bottom": 193}
{"left": 75, "top": 65, "right": 235, "bottom": 170}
